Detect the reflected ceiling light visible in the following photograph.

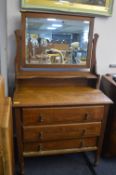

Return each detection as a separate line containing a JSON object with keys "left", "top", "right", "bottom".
{"left": 59, "top": 0, "right": 69, "bottom": 3}
{"left": 55, "top": 0, "right": 69, "bottom": 4}
{"left": 83, "top": 21, "right": 89, "bottom": 24}
{"left": 52, "top": 24, "right": 62, "bottom": 27}
{"left": 47, "top": 27, "right": 56, "bottom": 30}
{"left": 47, "top": 18, "right": 56, "bottom": 21}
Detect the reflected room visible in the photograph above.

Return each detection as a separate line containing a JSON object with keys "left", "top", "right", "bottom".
{"left": 25, "top": 17, "right": 90, "bottom": 65}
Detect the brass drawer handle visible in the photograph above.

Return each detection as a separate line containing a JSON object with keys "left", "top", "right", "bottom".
{"left": 38, "top": 116, "right": 44, "bottom": 123}
{"left": 84, "top": 113, "right": 90, "bottom": 121}
{"left": 37, "top": 144, "right": 43, "bottom": 151}
{"left": 38, "top": 132, "right": 44, "bottom": 140}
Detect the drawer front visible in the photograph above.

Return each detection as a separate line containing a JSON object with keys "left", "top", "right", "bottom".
{"left": 22, "top": 106, "right": 104, "bottom": 126}
{"left": 23, "top": 123, "right": 101, "bottom": 142}
{"left": 23, "top": 137, "right": 97, "bottom": 152}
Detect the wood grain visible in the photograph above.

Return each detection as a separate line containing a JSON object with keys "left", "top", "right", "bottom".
{"left": 13, "top": 83, "right": 112, "bottom": 107}
{"left": 23, "top": 137, "right": 97, "bottom": 153}
{"left": 0, "top": 98, "right": 13, "bottom": 175}
{"left": 23, "top": 122, "right": 101, "bottom": 142}
{"left": 22, "top": 106, "right": 104, "bottom": 126}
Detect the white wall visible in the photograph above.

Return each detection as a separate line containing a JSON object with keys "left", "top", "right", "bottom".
{"left": 0, "top": 0, "right": 8, "bottom": 95}
{"left": 7, "top": 0, "right": 21, "bottom": 95}
{"left": 95, "top": 0, "right": 116, "bottom": 74}
{"left": 6, "top": 0, "right": 116, "bottom": 93}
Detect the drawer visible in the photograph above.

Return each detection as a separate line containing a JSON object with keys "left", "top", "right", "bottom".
{"left": 23, "top": 122, "right": 101, "bottom": 142}
{"left": 22, "top": 106, "right": 104, "bottom": 126}
{"left": 23, "top": 137, "right": 97, "bottom": 152}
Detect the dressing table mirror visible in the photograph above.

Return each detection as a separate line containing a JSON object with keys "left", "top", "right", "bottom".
{"left": 21, "top": 12, "right": 93, "bottom": 68}
{"left": 13, "top": 11, "right": 112, "bottom": 175}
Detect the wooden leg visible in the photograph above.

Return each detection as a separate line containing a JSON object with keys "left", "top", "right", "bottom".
{"left": 14, "top": 108, "right": 24, "bottom": 175}
{"left": 82, "top": 152, "right": 97, "bottom": 175}
{"left": 94, "top": 105, "right": 110, "bottom": 166}
{"left": 94, "top": 150, "right": 100, "bottom": 166}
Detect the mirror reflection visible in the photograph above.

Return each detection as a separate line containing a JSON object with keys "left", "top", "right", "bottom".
{"left": 26, "top": 17, "right": 90, "bottom": 65}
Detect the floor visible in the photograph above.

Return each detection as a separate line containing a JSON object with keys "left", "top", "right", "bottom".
{"left": 24, "top": 153, "right": 92, "bottom": 175}
{"left": 16, "top": 152, "right": 116, "bottom": 175}
{"left": 85, "top": 152, "right": 116, "bottom": 175}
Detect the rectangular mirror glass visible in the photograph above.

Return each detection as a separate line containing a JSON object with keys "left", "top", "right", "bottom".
{"left": 22, "top": 12, "right": 94, "bottom": 68}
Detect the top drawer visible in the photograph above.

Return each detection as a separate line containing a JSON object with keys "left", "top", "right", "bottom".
{"left": 22, "top": 106, "right": 104, "bottom": 126}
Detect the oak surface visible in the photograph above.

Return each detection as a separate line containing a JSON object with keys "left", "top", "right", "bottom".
{"left": 0, "top": 75, "right": 14, "bottom": 175}
{"left": 0, "top": 98, "right": 13, "bottom": 175}
{"left": 13, "top": 78, "right": 112, "bottom": 175}
{"left": 14, "top": 84, "right": 111, "bottom": 107}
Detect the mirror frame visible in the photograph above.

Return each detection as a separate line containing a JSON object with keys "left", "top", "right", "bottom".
{"left": 21, "top": 11, "right": 94, "bottom": 69}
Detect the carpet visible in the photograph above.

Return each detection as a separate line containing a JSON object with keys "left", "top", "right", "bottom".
{"left": 85, "top": 152, "right": 116, "bottom": 175}
{"left": 24, "top": 153, "right": 93, "bottom": 175}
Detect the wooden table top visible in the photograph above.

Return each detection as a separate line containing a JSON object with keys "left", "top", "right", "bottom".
{"left": 13, "top": 84, "right": 112, "bottom": 107}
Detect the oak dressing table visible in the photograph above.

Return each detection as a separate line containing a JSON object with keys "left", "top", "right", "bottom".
{"left": 13, "top": 12, "right": 112, "bottom": 174}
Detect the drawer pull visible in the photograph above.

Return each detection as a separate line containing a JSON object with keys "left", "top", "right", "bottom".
{"left": 81, "top": 129, "right": 86, "bottom": 137}
{"left": 84, "top": 113, "right": 90, "bottom": 121}
{"left": 80, "top": 140, "right": 84, "bottom": 148}
{"left": 38, "top": 132, "right": 43, "bottom": 140}
{"left": 37, "top": 144, "right": 43, "bottom": 151}
{"left": 38, "top": 116, "right": 44, "bottom": 123}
